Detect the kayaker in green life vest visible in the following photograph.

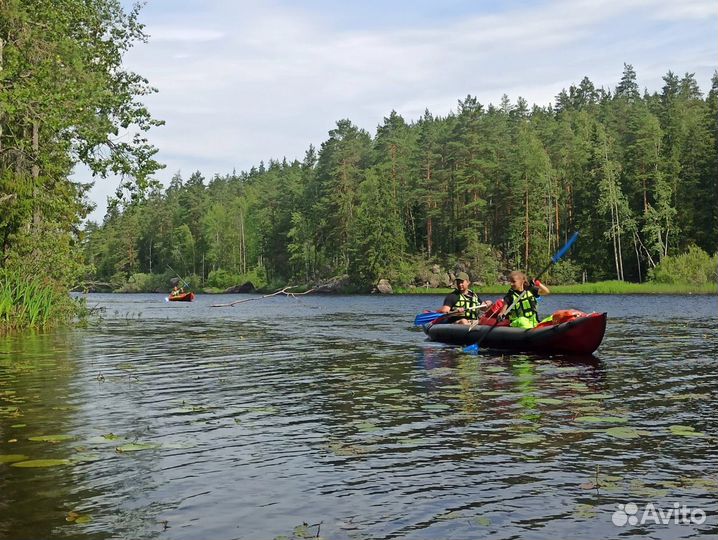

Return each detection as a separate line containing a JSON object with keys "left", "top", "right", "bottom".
{"left": 498, "top": 270, "right": 551, "bottom": 329}
{"left": 437, "top": 271, "right": 493, "bottom": 325}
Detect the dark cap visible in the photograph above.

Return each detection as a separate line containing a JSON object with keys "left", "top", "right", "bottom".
{"left": 455, "top": 271, "right": 470, "bottom": 282}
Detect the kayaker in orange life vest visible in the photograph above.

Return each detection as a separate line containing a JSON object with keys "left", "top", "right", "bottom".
{"left": 498, "top": 270, "right": 551, "bottom": 328}
{"left": 437, "top": 271, "right": 493, "bottom": 325}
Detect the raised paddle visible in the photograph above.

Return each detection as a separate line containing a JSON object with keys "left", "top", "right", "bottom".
{"left": 471, "top": 231, "right": 580, "bottom": 351}
{"left": 167, "top": 264, "right": 193, "bottom": 291}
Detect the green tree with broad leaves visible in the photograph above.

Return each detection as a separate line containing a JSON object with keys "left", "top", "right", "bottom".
{"left": 1, "top": 0, "right": 162, "bottom": 324}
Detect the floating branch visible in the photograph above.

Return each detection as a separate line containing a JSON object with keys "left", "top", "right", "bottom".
{"left": 211, "top": 286, "right": 315, "bottom": 307}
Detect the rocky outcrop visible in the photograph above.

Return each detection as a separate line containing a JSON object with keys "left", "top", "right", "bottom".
{"left": 224, "top": 281, "right": 256, "bottom": 293}
{"left": 314, "top": 275, "right": 351, "bottom": 294}
{"left": 374, "top": 279, "right": 393, "bottom": 294}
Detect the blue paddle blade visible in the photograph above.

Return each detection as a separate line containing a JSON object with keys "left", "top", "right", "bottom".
{"left": 552, "top": 231, "right": 579, "bottom": 264}
{"left": 462, "top": 343, "right": 479, "bottom": 354}
{"left": 414, "top": 311, "right": 445, "bottom": 326}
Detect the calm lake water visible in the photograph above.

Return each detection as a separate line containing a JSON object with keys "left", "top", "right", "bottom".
{"left": 1, "top": 293, "right": 717, "bottom": 540}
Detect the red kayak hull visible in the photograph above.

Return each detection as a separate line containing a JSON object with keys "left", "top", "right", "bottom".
{"left": 425, "top": 312, "right": 607, "bottom": 355}
{"left": 168, "top": 292, "right": 195, "bottom": 302}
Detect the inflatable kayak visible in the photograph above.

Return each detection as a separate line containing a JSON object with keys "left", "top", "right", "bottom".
{"left": 424, "top": 310, "right": 607, "bottom": 355}
{"left": 168, "top": 292, "right": 195, "bottom": 302}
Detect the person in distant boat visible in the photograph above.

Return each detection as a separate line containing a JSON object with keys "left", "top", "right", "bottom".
{"left": 170, "top": 285, "right": 184, "bottom": 297}
{"left": 497, "top": 270, "right": 550, "bottom": 328}
{"left": 438, "top": 271, "right": 492, "bottom": 325}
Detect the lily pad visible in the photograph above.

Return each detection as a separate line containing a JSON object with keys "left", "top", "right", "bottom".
{"left": 439, "top": 511, "right": 465, "bottom": 520}
{"left": 11, "top": 459, "right": 71, "bottom": 468}
{"left": 66, "top": 511, "right": 92, "bottom": 524}
{"left": 0, "top": 454, "right": 28, "bottom": 464}
{"left": 604, "top": 427, "right": 647, "bottom": 439}
{"left": 384, "top": 404, "right": 414, "bottom": 412}
{"left": 353, "top": 421, "right": 379, "bottom": 432}
{"left": 87, "top": 434, "right": 125, "bottom": 444}
{"left": 376, "top": 388, "right": 405, "bottom": 395}
{"left": 423, "top": 404, "right": 451, "bottom": 411}
{"left": 293, "top": 524, "right": 312, "bottom": 538}
{"left": 668, "top": 425, "right": 706, "bottom": 437}
{"left": 535, "top": 398, "right": 563, "bottom": 405}
{"left": 116, "top": 362, "right": 136, "bottom": 371}
{"left": 507, "top": 434, "right": 545, "bottom": 445}
{"left": 680, "top": 476, "right": 718, "bottom": 489}
{"left": 574, "top": 504, "right": 597, "bottom": 519}
{"left": 555, "top": 382, "right": 590, "bottom": 391}
{"left": 0, "top": 406, "right": 22, "bottom": 416}
{"left": 167, "top": 406, "right": 211, "bottom": 415}
{"left": 571, "top": 398, "right": 602, "bottom": 405}
{"left": 115, "top": 442, "right": 161, "bottom": 452}
{"left": 473, "top": 516, "right": 492, "bottom": 526}
{"left": 10, "top": 424, "right": 26, "bottom": 428}
{"left": 328, "top": 442, "right": 373, "bottom": 456}
{"left": 28, "top": 434, "right": 74, "bottom": 443}
{"left": 583, "top": 393, "right": 613, "bottom": 400}
{"left": 669, "top": 393, "right": 710, "bottom": 401}
{"left": 629, "top": 485, "right": 670, "bottom": 498}
{"left": 575, "top": 416, "right": 628, "bottom": 424}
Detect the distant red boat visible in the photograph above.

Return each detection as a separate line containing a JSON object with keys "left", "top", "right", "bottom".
{"left": 168, "top": 292, "right": 195, "bottom": 302}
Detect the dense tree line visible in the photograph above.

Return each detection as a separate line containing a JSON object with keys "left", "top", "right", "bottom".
{"left": 0, "top": 0, "right": 161, "bottom": 295}
{"left": 84, "top": 65, "right": 718, "bottom": 290}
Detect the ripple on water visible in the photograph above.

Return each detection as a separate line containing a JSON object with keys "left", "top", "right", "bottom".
{"left": 0, "top": 295, "right": 716, "bottom": 539}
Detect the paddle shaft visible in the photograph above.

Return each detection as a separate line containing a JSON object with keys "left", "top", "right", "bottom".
{"left": 429, "top": 302, "right": 486, "bottom": 325}
{"left": 500, "top": 231, "right": 579, "bottom": 319}
{"left": 167, "top": 265, "right": 192, "bottom": 291}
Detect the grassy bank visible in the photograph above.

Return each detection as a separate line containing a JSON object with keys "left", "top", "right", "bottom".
{"left": 395, "top": 280, "right": 717, "bottom": 295}
{"left": 0, "top": 269, "right": 84, "bottom": 330}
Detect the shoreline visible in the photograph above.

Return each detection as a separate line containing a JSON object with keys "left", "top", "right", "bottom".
{"left": 84, "top": 281, "right": 717, "bottom": 296}
{"left": 396, "top": 282, "right": 717, "bottom": 295}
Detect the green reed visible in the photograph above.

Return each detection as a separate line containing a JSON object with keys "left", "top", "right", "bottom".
{"left": 0, "top": 269, "right": 79, "bottom": 329}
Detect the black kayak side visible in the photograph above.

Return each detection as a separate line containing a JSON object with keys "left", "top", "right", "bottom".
{"left": 423, "top": 312, "right": 607, "bottom": 355}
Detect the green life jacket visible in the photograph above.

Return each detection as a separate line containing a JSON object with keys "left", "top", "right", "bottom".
{"left": 506, "top": 288, "right": 538, "bottom": 326}
{"left": 454, "top": 290, "right": 479, "bottom": 320}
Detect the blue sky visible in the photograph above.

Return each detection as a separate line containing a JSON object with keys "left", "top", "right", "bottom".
{"left": 84, "top": 0, "right": 717, "bottom": 222}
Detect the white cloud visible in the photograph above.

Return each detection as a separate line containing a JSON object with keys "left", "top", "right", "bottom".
{"left": 148, "top": 26, "right": 225, "bottom": 42}
{"left": 649, "top": 0, "right": 717, "bottom": 20}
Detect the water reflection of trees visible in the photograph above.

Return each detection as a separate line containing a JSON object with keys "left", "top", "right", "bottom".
{"left": 0, "top": 331, "right": 105, "bottom": 540}
{"left": 416, "top": 346, "right": 606, "bottom": 444}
